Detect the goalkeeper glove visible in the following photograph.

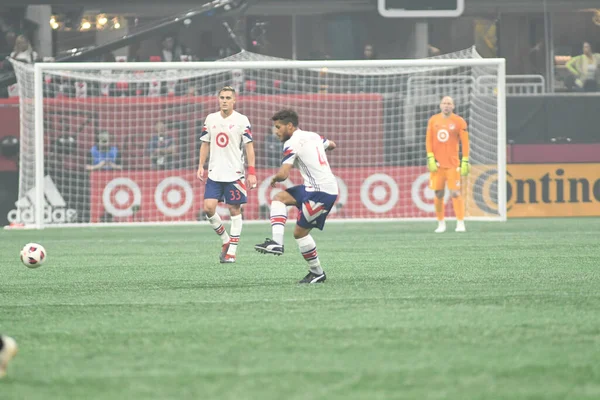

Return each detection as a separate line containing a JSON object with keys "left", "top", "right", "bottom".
{"left": 427, "top": 152, "right": 437, "bottom": 173}
{"left": 460, "top": 157, "right": 471, "bottom": 176}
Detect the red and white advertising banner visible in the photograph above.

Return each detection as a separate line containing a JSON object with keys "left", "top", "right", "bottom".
{"left": 89, "top": 167, "right": 465, "bottom": 222}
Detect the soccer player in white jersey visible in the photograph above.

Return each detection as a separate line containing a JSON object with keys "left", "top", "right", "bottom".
{"left": 255, "top": 109, "right": 338, "bottom": 284}
{"left": 197, "top": 86, "right": 257, "bottom": 263}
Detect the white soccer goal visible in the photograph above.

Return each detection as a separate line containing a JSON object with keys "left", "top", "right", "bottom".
{"left": 9, "top": 49, "right": 505, "bottom": 228}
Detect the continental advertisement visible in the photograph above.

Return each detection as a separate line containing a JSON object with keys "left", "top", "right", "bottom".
{"left": 469, "top": 163, "right": 600, "bottom": 218}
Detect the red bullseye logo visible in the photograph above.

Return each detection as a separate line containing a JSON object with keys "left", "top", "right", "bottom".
{"left": 154, "top": 177, "right": 194, "bottom": 217}
{"left": 216, "top": 132, "right": 229, "bottom": 148}
{"left": 161, "top": 185, "right": 186, "bottom": 208}
{"left": 111, "top": 186, "right": 135, "bottom": 210}
{"left": 437, "top": 129, "right": 449, "bottom": 142}
{"left": 360, "top": 173, "right": 399, "bottom": 213}
{"left": 102, "top": 178, "right": 142, "bottom": 217}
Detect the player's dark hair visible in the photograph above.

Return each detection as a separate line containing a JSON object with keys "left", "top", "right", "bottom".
{"left": 219, "top": 86, "right": 236, "bottom": 96}
{"left": 271, "top": 109, "right": 298, "bottom": 127}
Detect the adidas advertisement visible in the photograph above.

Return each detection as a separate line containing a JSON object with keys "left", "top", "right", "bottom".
{"left": 7, "top": 175, "right": 77, "bottom": 224}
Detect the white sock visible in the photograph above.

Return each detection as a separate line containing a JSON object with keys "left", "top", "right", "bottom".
{"left": 270, "top": 201, "right": 287, "bottom": 245}
{"left": 296, "top": 235, "right": 323, "bottom": 275}
{"left": 207, "top": 213, "right": 230, "bottom": 244}
{"left": 227, "top": 214, "right": 242, "bottom": 256}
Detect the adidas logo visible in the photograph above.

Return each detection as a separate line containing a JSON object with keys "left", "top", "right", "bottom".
{"left": 7, "top": 175, "right": 77, "bottom": 224}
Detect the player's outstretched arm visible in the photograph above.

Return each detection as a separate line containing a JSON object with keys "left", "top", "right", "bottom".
{"left": 197, "top": 142, "right": 210, "bottom": 181}
{"left": 325, "top": 140, "right": 336, "bottom": 151}
{"left": 270, "top": 164, "right": 293, "bottom": 187}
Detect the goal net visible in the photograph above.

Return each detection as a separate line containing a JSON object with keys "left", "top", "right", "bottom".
{"left": 9, "top": 48, "right": 505, "bottom": 228}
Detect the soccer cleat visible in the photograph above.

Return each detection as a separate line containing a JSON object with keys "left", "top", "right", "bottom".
{"left": 221, "top": 254, "right": 236, "bottom": 264}
{"left": 299, "top": 271, "right": 326, "bottom": 284}
{"left": 254, "top": 238, "right": 284, "bottom": 255}
{"left": 455, "top": 220, "right": 466, "bottom": 232}
{"left": 219, "top": 242, "right": 230, "bottom": 263}
{"left": 434, "top": 221, "right": 446, "bottom": 233}
{"left": 0, "top": 336, "right": 18, "bottom": 379}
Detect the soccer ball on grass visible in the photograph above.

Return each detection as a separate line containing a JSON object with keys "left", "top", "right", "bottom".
{"left": 20, "top": 243, "right": 46, "bottom": 268}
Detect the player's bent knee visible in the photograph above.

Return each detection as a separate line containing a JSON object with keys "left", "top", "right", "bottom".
{"left": 274, "top": 190, "right": 296, "bottom": 206}
{"left": 435, "top": 190, "right": 445, "bottom": 199}
{"left": 293, "top": 225, "right": 311, "bottom": 240}
{"left": 273, "top": 193, "right": 284, "bottom": 202}
{"left": 229, "top": 205, "right": 242, "bottom": 216}
{"left": 203, "top": 200, "right": 217, "bottom": 216}
{"left": 451, "top": 190, "right": 461, "bottom": 198}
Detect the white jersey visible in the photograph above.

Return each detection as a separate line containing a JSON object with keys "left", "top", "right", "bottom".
{"left": 282, "top": 129, "right": 338, "bottom": 195}
{"left": 200, "top": 110, "right": 252, "bottom": 182}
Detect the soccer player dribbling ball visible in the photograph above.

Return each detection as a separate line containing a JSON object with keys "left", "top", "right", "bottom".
{"left": 426, "top": 96, "right": 471, "bottom": 233}
{"left": 197, "top": 86, "right": 257, "bottom": 263}
{"left": 255, "top": 109, "right": 338, "bottom": 284}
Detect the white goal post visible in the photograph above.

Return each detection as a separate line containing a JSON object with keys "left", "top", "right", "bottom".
{"left": 9, "top": 53, "right": 506, "bottom": 228}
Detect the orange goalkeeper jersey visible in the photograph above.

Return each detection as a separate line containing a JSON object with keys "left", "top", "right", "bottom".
{"left": 426, "top": 113, "right": 469, "bottom": 168}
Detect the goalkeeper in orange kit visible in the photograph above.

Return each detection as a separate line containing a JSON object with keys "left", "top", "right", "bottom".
{"left": 426, "top": 96, "right": 470, "bottom": 233}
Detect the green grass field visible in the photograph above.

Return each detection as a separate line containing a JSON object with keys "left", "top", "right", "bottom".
{"left": 1, "top": 218, "right": 599, "bottom": 399}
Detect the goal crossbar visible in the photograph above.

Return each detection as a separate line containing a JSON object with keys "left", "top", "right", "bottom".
{"left": 38, "top": 58, "right": 506, "bottom": 71}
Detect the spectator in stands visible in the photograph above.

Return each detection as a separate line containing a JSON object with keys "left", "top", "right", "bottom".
{"left": 10, "top": 34, "right": 37, "bottom": 63}
{"left": 147, "top": 121, "right": 175, "bottom": 169}
{"left": 159, "top": 35, "right": 182, "bottom": 62}
{"left": 362, "top": 44, "right": 376, "bottom": 60}
{"left": 87, "top": 131, "right": 121, "bottom": 171}
{"left": 566, "top": 42, "right": 600, "bottom": 92}
{"left": 182, "top": 47, "right": 196, "bottom": 61}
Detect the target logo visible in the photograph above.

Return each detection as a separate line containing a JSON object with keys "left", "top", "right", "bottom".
{"left": 411, "top": 173, "right": 450, "bottom": 212}
{"left": 437, "top": 129, "right": 450, "bottom": 143}
{"left": 102, "top": 178, "right": 142, "bottom": 217}
{"left": 360, "top": 174, "right": 399, "bottom": 213}
{"left": 154, "top": 177, "right": 194, "bottom": 217}
{"left": 258, "top": 175, "right": 296, "bottom": 208}
{"left": 216, "top": 132, "right": 229, "bottom": 148}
